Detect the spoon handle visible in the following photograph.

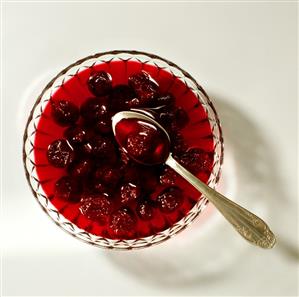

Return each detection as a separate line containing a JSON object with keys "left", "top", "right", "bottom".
{"left": 166, "top": 155, "right": 276, "bottom": 249}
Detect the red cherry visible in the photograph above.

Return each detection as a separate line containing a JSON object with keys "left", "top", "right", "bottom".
{"left": 94, "top": 165, "right": 121, "bottom": 186}
{"left": 47, "top": 139, "right": 74, "bottom": 168}
{"left": 155, "top": 93, "right": 175, "bottom": 107}
{"left": 109, "top": 85, "right": 136, "bottom": 111}
{"left": 179, "top": 148, "right": 213, "bottom": 174}
{"left": 88, "top": 71, "right": 112, "bottom": 96}
{"left": 160, "top": 167, "right": 177, "bottom": 186}
{"left": 68, "top": 158, "right": 93, "bottom": 177}
{"left": 64, "top": 126, "right": 87, "bottom": 145}
{"left": 80, "top": 194, "right": 113, "bottom": 225}
{"left": 51, "top": 100, "right": 79, "bottom": 126}
{"left": 128, "top": 71, "right": 159, "bottom": 106}
{"left": 55, "top": 176, "right": 81, "bottom": 202}
{"left": 80, "top": 97, "right": 109, "bottom": 124}
{"left": 120, "top": 183, "right": 141, "bottom": 204}
{"left": 157, "top": 187, "right": 183, "bottom": 213}
{"left": 136, "top": 200, "right": 154, "bottom": 221}
{"left": 109, "top": 208, "right": 136, "bottom": 238}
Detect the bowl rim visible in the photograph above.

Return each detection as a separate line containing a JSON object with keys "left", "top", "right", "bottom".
{"left": 23, "top": 50, "right": 224, "bottom": 250}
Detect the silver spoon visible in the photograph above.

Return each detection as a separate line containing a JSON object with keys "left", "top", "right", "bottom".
{"left": 112, "top": 111, "right": 276, "bottom": 249}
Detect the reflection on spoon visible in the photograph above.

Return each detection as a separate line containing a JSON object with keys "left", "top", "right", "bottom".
{"left": 112, "top": 111, "right": 276, "bottom": 249}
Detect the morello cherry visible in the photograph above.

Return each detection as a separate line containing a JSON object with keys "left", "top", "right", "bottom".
{"left": 68, "top": 158, "right": 92, "bottom": 177}
{"left": 157, "top": 187, "right": 183, "bottom": 213}
{"left": 55, "top": 176, "right": 81, "bottom": 202}
{"left": 125, "top": 125, "right": 157, "bottom": 161}
{"left": 64, "top": 126, "right": 87, "bottom": 145}
{"left": 136, "top": 200, "right": 154, "bottom": 221}
{"left": 120, "top": 183, "right": 141, "bottom": 204}
{"left": 125, "top": 98, "right": 143, "bottom": 108}
{"left": 80, "top": 97, "right": 109, "bottom": 124}
{"left": 88, "top": 71, "right": 112, "bottom": 96}
{"left": 115, "top": 118, "right": 170, "bottom": 165}
{"left": 109, "top": 208, "right": 136, "bottom": 238}
{"left": 179, "top": 148, "right": 213, "bottom": 174}
{"left": 175, "top": 107, "right": 189, "bottom": 129}
{"left": 94, "top": 166, "right": 121, "bottom": 186}
{"left": 128, "top": 71, "right": 159, "bottom": 106}
{"left": 126, "top": 132, "right": 152, "bottom": 159}
{"left": 158, "top": 106, "right": 188, "bottom": 131}
{"left": 109, "top": 85, "right": 136, "bottom": 111}
{"left": 90, "top": 136, "right": 116, "bottom": 159}
{"left": 51, "top": 100, "right": 79, "bottom": 126}
{"left": 160, "top": 167, "right": 177, "bottom": 186}
{"left": 80, "top": 194, "right": 112, "bottom": 225}
{"left": 156, "top": 93, "right": 175, "bottom": 107}
{"left": 91, "top": 179, "right": 109, "bottom": 194}
{"left": 81, "top": 142, "right": 93, "bottom": 155}
{"left": 47, "top": 139, "right": 74, "bottom": 167}
{"left": 95, "top": 116, "right": 112, "bottom": 134}
{"left": 159, "top": 110, "right": 175, "bottom": 128}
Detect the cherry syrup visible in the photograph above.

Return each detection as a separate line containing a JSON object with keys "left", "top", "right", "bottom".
{"left": 34, "top": 60, "right": 215, "bottom": 239}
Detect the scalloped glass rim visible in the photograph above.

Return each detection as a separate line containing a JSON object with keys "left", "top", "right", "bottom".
{"left": 23, "top": 50, "right": 224, "bottom": 250}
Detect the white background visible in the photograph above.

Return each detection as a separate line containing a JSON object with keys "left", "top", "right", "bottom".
{"left": 2, "top": 1, "right": 298, "bottom": 296}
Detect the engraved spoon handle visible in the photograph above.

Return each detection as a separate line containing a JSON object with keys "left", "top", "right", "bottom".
{"left": 166, "top": 155, "right": 276, "bottom": 249}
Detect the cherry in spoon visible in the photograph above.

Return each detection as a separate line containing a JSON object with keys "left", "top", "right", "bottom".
{"left": 112, "top": 111, "right": 276, "bottom": 249}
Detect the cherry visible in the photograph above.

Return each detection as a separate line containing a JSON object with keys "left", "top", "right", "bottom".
{"left": 51, "top": 100, "right": 79, "bottom": 126}
{"left": 47, "top": 139, "right": 74, "bottom": 168}
{"left": 94, "top": 166, "right": 121, "bottom": 186}
{"left": 158, "top": 109, "right": 175, "bottom": 129}
{"left": 88, "top": 71, "right": 112, "bottom": 96}
{"left": 126, "top": 132, "right": 153, "bottom": 160}
{"left": 81, "top": 142, "right": 93, "bottom": 155}
{"left": 109, "top": 208, "right": 136, "bottom": 238}
{"left": 64, "top": 126, "right": 87, "bottom": 145}
{"left": 115, "top": 118, "right": 170, "bottom": 165}
{"left": 95, "top": 116, "right": 112, "bottom": 134}
{"left": 80, "top": 97, "right": 109, "bottom": 124}
{"left": 160, "top": 167, "right": 177, "bottom": 186}
{"left": 68, "top": 158, "right": 92, "bottom": 177}
{"left": 179, "top": 148, "right": 213, "bottom": 174}
{"left": 156, "top": 93, "right": 175, "bottom": 107}
{"left": 109, "top": 85, "right": 136, "bottom": 111}
{"left": 55, "top": 176, "right": 81, "bottom": 202}
{"left": 89, "top": 136, "right": 116, "bottom": 161}
{"left": 157, "top": 187, "right": 183, "bottom": 213}
{"left": 128, "top": 71, "right": 159, "bottom": 106}
{"left": 136, "top": 200, "right": 154, "bottom": 221}
{"left": 159, "top": 107, "right": 188, "bottom": 131}
{"left": 125, "top": 98, "right": 145, "bottom": 108}
{"left": 91, "top": 179, "right": 110, "bottom": 195}
{"left": 120, "top": 183, "right": 141, "bottom": 204}
{"left": 80, "top": 194, "right": 112, "bottom": 225}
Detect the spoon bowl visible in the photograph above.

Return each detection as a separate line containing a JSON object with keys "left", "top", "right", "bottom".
{"left": 112, "top": 111, "right": 171, "bottom": 165}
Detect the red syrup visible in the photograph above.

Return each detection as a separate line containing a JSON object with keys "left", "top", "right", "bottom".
{"left": 34, "top": 60, "right": 215, "bottom": 239}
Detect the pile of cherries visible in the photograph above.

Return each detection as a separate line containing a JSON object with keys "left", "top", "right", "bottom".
{"left": 46, "top": 70, "right": 213, "bottom": 238}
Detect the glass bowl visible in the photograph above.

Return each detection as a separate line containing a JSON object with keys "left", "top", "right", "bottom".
{"left": 23, "top": 50, "right": 224, "bottom": 250}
